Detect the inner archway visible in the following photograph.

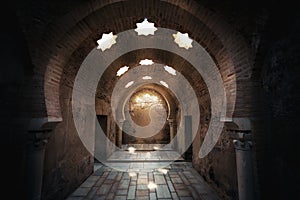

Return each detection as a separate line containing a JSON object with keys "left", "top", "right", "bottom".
{"left": 123, "top": 88, "right": 170, "bottom": 145}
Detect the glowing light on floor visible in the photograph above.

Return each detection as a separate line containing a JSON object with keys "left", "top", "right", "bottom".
{"left": 128, "top": 172, "right": 137, "bottom": 177}
{"left": 128, "top": 147, "right": 136, "bottom": 154}
{"left": 116, "top": 66, "right": 129, "bottom": 76}
{"left": 173, "top": 31, "right": 193, "bottom": 50}
{"left": 135, "top": 18, "right": 158, "bottom": 36}
{"left": 153, "top": 146, "right": 160, "bottom": 150}
{"left": 157, "top": 168, "right": 169, "bottom": 174}
{"left": 160, "top": 80, "right": 169, "bottom": 88}
{"left": 125, "top": 81, "right": 134, "bottom": 88}
{"left": 142, "top": 76, "right": 152, "bottom": 80}
{"left": 147, "top": 181, "right": 157, "bottom": 189}
{"left": 139, "top": 59, "right": 154, "bottom": 65}
{"left": 96, "top": 32, "right": 117, "bottom": 51}
{"left": 164, "top": 65, "right": 176, "bottom": 75}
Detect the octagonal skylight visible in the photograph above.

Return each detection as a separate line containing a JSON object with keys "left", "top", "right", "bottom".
{"left": 97, "top": 32, "right": 117, "bottom": 51}
{"left": 135, "top": 18, "right": 157, "bottom": 36}
{"left": 142, "top": 76, "right": 152, "bottom": 80}
{"left": 164, "top": 65, "right": 176, "bottom": 75}
{"left": 160, "top": 81, "right": 169, "bottom": 88}
{"left": 139, "top": 59, "right": 154, "bottom": 65}
{"left": 173, "top": 31, "right": 193, "bottom": 50}
{"left": 125, "top": 81, "right": 134, "bottom": 88}
{"left": 116, "top": 66, "right": 129, "bottom": 76}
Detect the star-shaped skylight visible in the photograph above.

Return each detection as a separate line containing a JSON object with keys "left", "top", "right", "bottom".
{"left": 160, "top": 81, "right": 169, "bottom": 88}
{"left": 125, "top": 81, "right": 134, "bottom": 88}
{"left": 173, "top": 32, "right": 193, "bottom": 50}
{"left": 164, "top": 65, "right": 176, "bottom": 75}
{"left": 97, "top": 32, "right": 117, "bottom": 51}
{"left": 142, "top": 76, "right": 152, "bottom": 80}
{"left": 116, "top": 66, "right": 129, "bottom": 76}
{"left": 135, "top": 18, "right": 157, "bottom": 36}
{"left": 139, "top": 59, "right": 154, "bottom": 65}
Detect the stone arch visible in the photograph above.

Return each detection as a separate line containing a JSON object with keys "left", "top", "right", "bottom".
{"left": 24, "top": 0, "right": 253, "bottom": 120}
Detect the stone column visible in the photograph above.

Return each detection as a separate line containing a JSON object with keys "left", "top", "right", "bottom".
{"left": 117, "top": 120, "right": 124, "bottom": 148}
{"left": 168, "top": 119, "right": 175, "bottom": 141}
{"left": 25, "top": 117, "right": 61, "bottom": 200}
{"left": 25, "top": 130, "right": 52, "bottom": 200}
{"left": 232, "top": 132, "right": 255, "bottom": 200}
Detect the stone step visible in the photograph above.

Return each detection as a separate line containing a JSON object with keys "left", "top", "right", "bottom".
{"left": 121, "top": 144, "right": 172, "bottom": 151}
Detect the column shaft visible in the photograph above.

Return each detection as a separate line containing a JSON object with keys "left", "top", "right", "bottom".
{"left": 234, "top": 140, "right": 255, "bottom": 200}
{"left": 25, "top": 130, "right": 52, "bottom": 200}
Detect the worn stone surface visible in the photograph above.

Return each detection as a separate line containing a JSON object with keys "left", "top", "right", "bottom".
{"left": 67, "top": 162, "right": 221, "bottom": 200}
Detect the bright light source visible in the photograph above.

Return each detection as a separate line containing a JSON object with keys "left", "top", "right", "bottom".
{"left": 96, "top": 32, "right": 117, "bottom": 51}
{"left": 128, "top": 172, "right": 137, "bottom": 177}
{"left": 135, "top": 18, "right": 157, "bottom": 36}
{"left": 160, "top": 80, "right": 169, "bottom": 88}
{"left": 128, "top": 147, "right": 136, "bottom": 154}
{"left": 142, "top": 76, "right": 152, "bottom": 80}
{"left": 164, "top": 65, "right": 176, "bottom": 75}
{"left": 135, "top": 93, "right": 159, "bottom": 103}
{"left": 173, "top": 31, "right": 193, "bottom": 50}
{"left": 125, "top": 81, "right": 134, "bottom": 88}
{"left": 157, "top": 168, "right": 169, "bottom": 174}
{"left": 116, "top": 66, "right": 129, "bottom": 76}
{"left": 153, "top": 146, "right": 160, "bottom": 150}
{"left": 147, "top": 181, "right": 157, "bottom": 189}
{"left": 139, "top": 59, "right": 154, "bottom": 65}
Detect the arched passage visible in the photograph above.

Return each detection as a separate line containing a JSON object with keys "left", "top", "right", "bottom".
{"left": 20, "top": 0, "right": 255, "bottom": 120}
{"left": 17, "top": 1, "right": 257, "bottom": 200}
{"left": 4, "top": 1, "right": 299, "bottom": 200}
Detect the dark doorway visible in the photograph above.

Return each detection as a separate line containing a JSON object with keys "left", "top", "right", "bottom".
{"left": 95, "top": 115, "right": 108, "bottom": 162}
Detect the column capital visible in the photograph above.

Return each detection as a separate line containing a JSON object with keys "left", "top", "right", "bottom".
{"left": 27, "top": 130, "right": 53, "bottom": 151}
{"left": 229, "top": 130, "right": 252, "bottom": 151}
{"left": 168, "top": 119, "right": 175, "bottom": 126}
{"left": 228, "top": 130, "right": 252, "bottom": 141}
{"left": 233, "top": 140, "right": 252, "bottom": 150}
{"left": 26, "top": 117, "right": 61, "bottom": 151}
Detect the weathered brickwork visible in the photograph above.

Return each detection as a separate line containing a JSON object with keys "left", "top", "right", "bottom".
{"left": 10, "top": 1, "right": 299, "bottom": 200}
{"left": 16, "top": 0, "right": 255, "bottom": 120}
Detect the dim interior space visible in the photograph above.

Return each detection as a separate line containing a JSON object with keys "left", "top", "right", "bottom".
{"left": 2, "top": 0, "right": 300, "bottom": 200}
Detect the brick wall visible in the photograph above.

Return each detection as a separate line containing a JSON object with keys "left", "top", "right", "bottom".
{"left": 15, "top": 1, "right": 264, "bottom": 199}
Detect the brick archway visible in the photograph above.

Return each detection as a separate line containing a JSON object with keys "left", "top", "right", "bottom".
{"left": 22, "top": 0, "right": 253, "bottom": 120}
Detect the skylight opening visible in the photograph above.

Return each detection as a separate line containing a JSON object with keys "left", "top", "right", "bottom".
{"left": 139, "top": 59, "right": 154, "bottom": 65}
{"left": 173, "top": 31, "right": 193, "bottom": 50}
{"left": 116, "top": 66, "right": 129, "bottom": 76}
{"left": 135, "top": 18, "right": 158, "bottom": 36}
{"left": 164, "top": 65, "right": 176, "bottom": 75}
{"left": 96, "top": 32, "right": 117, "bottom": 51}
{"left": 125, "top": 81, "right": 134, "bottom": 88}
{"left": 142, "top": 76, "right": 152, "bottom": 80}
{"left": 160, "top": 81, "right": 169, "bottom": 88}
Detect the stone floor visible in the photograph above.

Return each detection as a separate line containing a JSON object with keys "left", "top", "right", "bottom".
{"left": 66, "top": 160, "right": 221, "bottom": 200}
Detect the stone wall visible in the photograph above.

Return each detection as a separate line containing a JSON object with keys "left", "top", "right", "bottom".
{"left": 191, "top": 74, "right": 238, "bottom": 199}
{"left": 42, "top": 51, "right": 94, "bottom": 200}
{"left": 253, "top": 8, "right": 300, "bottom": 198}
{"left": 8, "top": 1, "right": 300, "bottom": 200}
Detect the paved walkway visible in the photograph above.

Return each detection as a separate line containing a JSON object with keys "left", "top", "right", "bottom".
{"left": 66, "top": 159, "right": 221, "bottom": 200}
